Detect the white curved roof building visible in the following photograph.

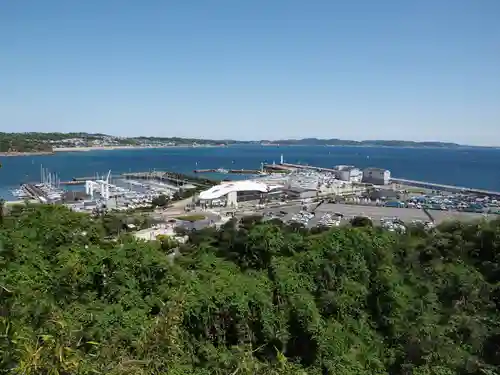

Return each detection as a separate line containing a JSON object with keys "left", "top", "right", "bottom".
{"left": 199, "top": 180, "right": 283, "bottom": 200}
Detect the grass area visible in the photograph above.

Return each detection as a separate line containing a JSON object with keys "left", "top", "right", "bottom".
{"left": 175, "top": 214, "right": 207, "bottom": 222}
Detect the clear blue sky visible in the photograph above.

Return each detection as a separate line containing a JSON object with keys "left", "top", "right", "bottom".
{"left": 1, "top": 1, "right": 499, "bottom": 145}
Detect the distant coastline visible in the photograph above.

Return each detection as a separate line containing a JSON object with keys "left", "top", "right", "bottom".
{"left": 54, "top": 145, "right": 167, "bottom": 152}
{"left": 53, "top": 144, "right": 223, "bottom": 152}
{"left": 1, "top": 132, "right": 494, "bottom": 154}
{"left": 1, "top": 144, "right": 492, "bottom": 157}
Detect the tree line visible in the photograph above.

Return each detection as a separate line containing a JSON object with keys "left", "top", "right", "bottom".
{"left": 1, "top": 204, "right": 500, "bottom": 374}
{"left": 0, "top": 133, "right": 55, "bottom": 153}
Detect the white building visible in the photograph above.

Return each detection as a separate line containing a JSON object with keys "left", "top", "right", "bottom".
{"left": 198, "top": 180, "right": 284, "bottom": 208}
{"left": 362, "top": 168, "right": 391, "bottom": 185}
{"left": 134, "top": 224, "right": 188, "bottom": 243}
{"left": 333, "top": 165, "right": 363, "bottom": 183}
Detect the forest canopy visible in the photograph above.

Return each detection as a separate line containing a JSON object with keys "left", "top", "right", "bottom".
{"left": 1, "top": 204, "right": 500, "bottom": 374}
{"left": 0, "top": 133, "right": 54, "bottom": 153}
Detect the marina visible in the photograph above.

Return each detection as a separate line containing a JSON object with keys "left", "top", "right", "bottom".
{"left": 9, "top": 165, "right": 193, "bottom": 213}
{"left": 2, "top": 145, "right": 500, "bottom": 201}
{"left": 9, "top": 157, "right": 500, "bottom": 212}
{"left": 2, "top": 147, "right": 500, "bottom": 224}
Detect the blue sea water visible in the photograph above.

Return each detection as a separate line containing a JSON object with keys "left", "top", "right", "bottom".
{"left": 1, "top": 145, "right": 500, "bottom": 200}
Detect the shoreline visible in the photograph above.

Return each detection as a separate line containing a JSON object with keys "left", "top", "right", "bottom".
{"left": 3, "top": 144, "right": 493, "bottom": 156}
{"left": 0, "top": 151, "right": 55, "bottom": 157}
{"left": 53, "top": 145, "right": 223, "bottom": 152}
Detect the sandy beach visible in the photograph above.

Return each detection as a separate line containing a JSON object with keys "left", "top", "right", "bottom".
{"left": 53, "top": 144, "right": 222, "bottom": 152}
{"left": 0, "top": 151, "right": 55, "bottom": 157}
{"left": 53, "top": 145, "right": 174, "bottom": 152}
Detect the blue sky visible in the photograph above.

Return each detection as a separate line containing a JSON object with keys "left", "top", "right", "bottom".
{"left": 1, "top": 1, "right": 499, "bottom": 145}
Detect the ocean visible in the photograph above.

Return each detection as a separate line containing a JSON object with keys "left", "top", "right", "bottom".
{"left": 1, "top": 145, "right": 500, "bottom": 200}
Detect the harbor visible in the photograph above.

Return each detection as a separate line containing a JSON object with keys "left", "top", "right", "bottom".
{"left": 10, "top": 165, "right": 198, "bottom": 212}
{"left": 5, "top": 152, "right": 500, "bottom": 223}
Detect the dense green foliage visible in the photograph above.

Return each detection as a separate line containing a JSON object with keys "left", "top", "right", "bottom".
{"left": 1, "top": 205, "right": 500, "bottom": 374}
{"left": 151, "top": 194, "right": 170, "bottom": 208}
{"left": 0, "top": 133, "right": 54, "bottom": 153}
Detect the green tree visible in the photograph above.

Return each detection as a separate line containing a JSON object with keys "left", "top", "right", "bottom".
{"left": 0, "top": 198, "right": 4, "bottom": 225}
{"left": 152, "top": 194, "right": 170, "bottom": 208}
{"left": 351, "top": 215, "right": 373, "bottom": 227}
{"left": 1, "top": 204, "right": 500, "bottom": 374}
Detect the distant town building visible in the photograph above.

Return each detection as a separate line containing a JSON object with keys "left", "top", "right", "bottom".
{"left": 333, "top": 165, "right": 363, "bottom": 183}
{"left": 362, "top": 168, "right": 391, "bottom": 185}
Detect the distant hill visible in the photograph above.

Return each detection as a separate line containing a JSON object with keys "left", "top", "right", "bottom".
{"left": 264, "top": 138, "right": 462, "bottom": 148}
{"left": 0, "top": 132, "right": 473, "bottom": 151}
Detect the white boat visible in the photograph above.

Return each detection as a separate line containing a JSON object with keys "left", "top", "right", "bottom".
{"left": 11, "top": 188, "right": 29, "bottom": 198}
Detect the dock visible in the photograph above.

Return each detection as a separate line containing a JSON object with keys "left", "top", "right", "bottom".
{"left": 69, "top": 171, "right": 219, "bottom": 187}
{"left": 60, "top": 180, "right": 86, "bottom": 186}
{"left": 122, "top": 171, "right": 218, "bottom": 187}
{"left": 21, "top": 184, "right": 47, "bottom": 201}
{"left": 72, "top": 175, "right": 121, "bottom": 182}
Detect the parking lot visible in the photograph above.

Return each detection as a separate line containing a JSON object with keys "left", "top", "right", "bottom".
{"left": 256, "top": 202, "right": 495, "bottom": 227}
{"left": 202, "top": 201, "right": 497, "bottom": 231}
{"left": 259, "top": 203, "right": 428, "bottom": 226}
{"left": 316, "top": 203, "right": 430, "bottom": 222}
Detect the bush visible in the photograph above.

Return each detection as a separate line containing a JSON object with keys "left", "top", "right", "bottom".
{"left": 1, "top": 204, "right": 500, "bottom": 374}
{"left": 151, "top": 194, "right": 170, "bottom": 207}
{"left": 350, "top": 215, "right": 373, "bottom": 227}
